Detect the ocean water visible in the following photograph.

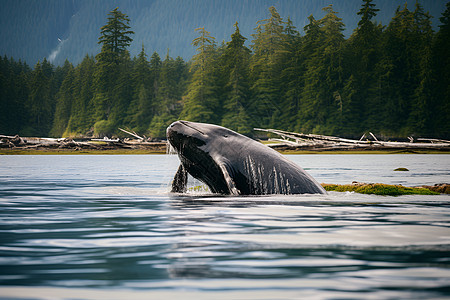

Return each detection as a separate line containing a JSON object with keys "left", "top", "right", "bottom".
{"left": 0, "top": 154, "right": 449, "bottom": 299}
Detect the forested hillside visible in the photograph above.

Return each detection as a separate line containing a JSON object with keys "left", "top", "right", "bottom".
{"left": 1, "top": 1, "right": 449, "bottom": 139}
{"left": 0, "top": 0, "right": 447, "bottom": 66}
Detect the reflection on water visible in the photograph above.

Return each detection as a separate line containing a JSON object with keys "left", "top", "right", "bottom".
{"left": 0, "top": 154, "right": 449, "bottom": 299}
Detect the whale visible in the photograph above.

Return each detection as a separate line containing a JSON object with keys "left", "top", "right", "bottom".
{"left": 166, "top": 120, "right": 326, "bottom": 195}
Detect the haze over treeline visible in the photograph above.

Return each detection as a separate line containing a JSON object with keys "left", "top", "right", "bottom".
{"left": 0, "top": 1, "right": 449, "bottom": 139}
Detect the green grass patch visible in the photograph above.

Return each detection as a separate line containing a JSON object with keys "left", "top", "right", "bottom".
{"left": 322, "top": 183, "right": 440, "bottom": 196}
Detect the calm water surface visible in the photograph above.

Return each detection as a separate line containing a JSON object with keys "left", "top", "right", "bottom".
{"left": 0, "top": 154, "right": 449, "bottom": 299}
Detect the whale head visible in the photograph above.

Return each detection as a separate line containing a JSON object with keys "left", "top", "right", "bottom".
{"left": 167, "top": 120, "right": 242, "bottom": 194}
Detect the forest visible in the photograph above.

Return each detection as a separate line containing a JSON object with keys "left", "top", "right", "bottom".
{"left": 0, "top": 0, "right": 449, "bottom": 140}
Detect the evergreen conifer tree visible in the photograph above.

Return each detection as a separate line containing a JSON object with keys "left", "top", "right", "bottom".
{"left": 50, "top": 64, "right": 74, "bottom": 137}
{"left": 26, "top": 61, "right": 54, "bottom": 136}
{"left": 149, "top": 53, "right": 188, "bottom": 138}
{"left": 221, "top": 22, "right": 252, "bottom": 135}
{"left": 180, "top": 27, "right": 219, "bottom": 123}
{"left": 407, "top": 1, "right": 434, "bottom": 135}
{"left": 65, "top": 55, "right": 96, "bottom": 136}
{"left": 0, "top": 56, "right": 30, "bottom": 135}
{"left": 297, "top": 5, "right": 345, "bottom": 135}
{"left": 294, "top": 15, "right": 323, "bottom": 133}
{"left": 431, "top": 2, "right": 450, "bottom": 138}
{"left": 380, "top": 3, "right": 429, "bottom": 135}
{"left": 344, "top": 0, "right": 382, "bottom": 134}
{"left": 97, "top": 7, "right": 134, "bottom": 64}
{"left": 93, "top": 7, "right": 134, "bottom": 136}
{"left": 250, "top": 6, "right": 285, "bottom": 128}
{"left": 126, "top": 45, "right": 152, "bottom": 132}
{"left": 277, "top": 17, "right": 302, "bottom": 131}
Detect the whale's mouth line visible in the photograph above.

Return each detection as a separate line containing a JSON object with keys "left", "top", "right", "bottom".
{"left": 180, "top": 121, "right": 205, "bottom": 135}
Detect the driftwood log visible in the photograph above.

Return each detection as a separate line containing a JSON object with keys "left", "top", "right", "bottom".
{"left": 0, "top": 135, "right": 25, "bottom": 147}
{"left": 254, "top": 128, "right": 450, "bottom": 151}
{"left": 0, "top": 134, "right": 166, "bottom": 152}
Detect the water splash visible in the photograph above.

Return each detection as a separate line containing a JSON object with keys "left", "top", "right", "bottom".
{"left": 186, "top": 175, "right": 210, "bottom": 195}
{"left": 166, "top": 141, "right": 177, "bottom": 155}
{"left": 244, "top": 156, "right": 269, "bottom": 194}
{"left": 244, "top": 156, "right": 292, "bottom": 195}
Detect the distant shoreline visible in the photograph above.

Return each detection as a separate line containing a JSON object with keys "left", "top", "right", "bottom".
{"left": 1, "top": 147, "right": 449, "bottom": 155}
{"left": 2, "top": 134, "right": 449, "bottom": 155}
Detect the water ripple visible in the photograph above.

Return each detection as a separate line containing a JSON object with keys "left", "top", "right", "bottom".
{"left": 0, "top": 154, "right": 449, "bottom": 299}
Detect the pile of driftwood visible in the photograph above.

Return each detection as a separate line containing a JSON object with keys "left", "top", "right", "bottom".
{"left": 2, "top": 127, "right": 450, "bottom": 152}
{"left": 255, "top": 128, "right": 450, "bottom": 151}
{"left": 0, "top": 128, "right": 166, "bottom": 152}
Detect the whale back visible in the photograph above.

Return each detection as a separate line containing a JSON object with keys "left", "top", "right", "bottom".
{"left": 218, "top": 140, "right": 326, "bottom": 195}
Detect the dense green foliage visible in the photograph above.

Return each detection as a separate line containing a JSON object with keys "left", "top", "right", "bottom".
{"left": 1, "top": 2, "right": 449, "bottom": 139}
